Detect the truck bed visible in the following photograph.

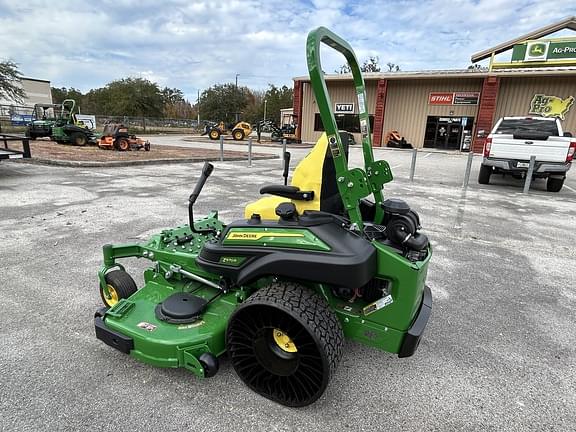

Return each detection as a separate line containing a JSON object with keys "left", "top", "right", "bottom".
{"left": 490, "top": 135, "right": 570, "bottom": 163}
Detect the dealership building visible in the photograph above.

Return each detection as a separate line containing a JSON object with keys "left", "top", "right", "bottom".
{"left": 292, "top": 17, "right": 576, "bottom": 153}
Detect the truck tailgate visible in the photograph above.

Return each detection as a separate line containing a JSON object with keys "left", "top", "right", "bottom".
{"left": 490, "top": 136, "right": 569, "bottom": 162}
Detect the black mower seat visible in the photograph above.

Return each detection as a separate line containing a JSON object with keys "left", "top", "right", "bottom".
{"left": 244, "top": 131, "right": 352, "bottom": 220}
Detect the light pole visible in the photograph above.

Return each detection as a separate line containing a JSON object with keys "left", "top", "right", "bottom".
{"left": 263, "top": 99, "right": 267, "bottom": 122}
{"left": 235, "top": 74, "right": 240, "bottom": 122}
{"left": 197, "top": 89, "right": 200, "bottom": 126}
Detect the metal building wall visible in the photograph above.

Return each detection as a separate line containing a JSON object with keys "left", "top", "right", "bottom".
{"left": 22, "top": 79, "right": 52, "bottom": 105}
{"left": 300, "top": 80, "right": 378, "bottom": 143}
{"left": 381, "top": 79, "right": 483, "bottom": 148}
{"left": 494, "top": 76, "right": 576, "bottom": 134}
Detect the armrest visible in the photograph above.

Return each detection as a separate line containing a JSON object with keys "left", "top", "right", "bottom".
{"left": 259, "top": 185, "right": 315, "bottom": 201}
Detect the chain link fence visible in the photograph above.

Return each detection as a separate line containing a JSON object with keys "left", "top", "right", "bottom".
{"left": 0, "top": 104, "right": 204, "bottom": 135}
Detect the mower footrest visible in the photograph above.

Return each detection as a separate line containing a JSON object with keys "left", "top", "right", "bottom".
{"left": 398, "top": 285, "right": 432, "bottom": 358}
{"left": 95, "top": 316, "right": 134, "bottom": 354}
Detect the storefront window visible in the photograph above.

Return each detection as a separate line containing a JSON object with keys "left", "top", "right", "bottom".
{"left": 314, "top": 113, "right": 375, "bottom": 133}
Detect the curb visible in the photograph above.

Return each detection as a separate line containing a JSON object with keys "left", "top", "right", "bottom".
{"left": 16, "top": 155, "right": 278, "bottom": 168}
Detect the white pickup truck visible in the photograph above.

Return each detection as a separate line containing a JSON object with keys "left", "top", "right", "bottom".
{"left": 479, "top": 116, "right": 575, "bottom": 192}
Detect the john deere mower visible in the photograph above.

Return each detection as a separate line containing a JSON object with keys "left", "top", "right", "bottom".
{"left": 51, "top": 99, "right": 98, "bottom": 146}
{"left": 25, "top": 103, "right": 61, "bottom": 140}
{"left": 98, "top": 123, "right": 150, "bottom": 151}
{"left": 94, "top": 27, "right": 432, "bottom": 407}
{"left": 203, "top": 120, "right": 252, "bottom": 140}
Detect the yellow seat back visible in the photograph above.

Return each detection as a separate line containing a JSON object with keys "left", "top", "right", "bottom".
{"left": 244, "top": 133, "right": 329, "bottom": 220}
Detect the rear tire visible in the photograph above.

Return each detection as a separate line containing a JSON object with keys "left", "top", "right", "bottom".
{"left": 115, "top": 138, "right": 130, "bottom": 151}
{"left": 232, "top": 128, "right": 245, "bottom": 140}
{"left": 547, "top": 176, "right": 564, "bottom": 192}
{"left": 227, "top": 281, "right": 344, "bottom": 407}
{"left": 100, "top": 270, "right": 137, "bottom": 308}
{"left": 70, "top": 132, "right": 88, "bottom": 146}
{"left": 478, "top": 164, "right": 492, "bottom": 184}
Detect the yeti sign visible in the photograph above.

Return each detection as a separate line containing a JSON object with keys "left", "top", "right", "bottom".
{"left": 335, "top": 103, "right": 354, "bottom": 113}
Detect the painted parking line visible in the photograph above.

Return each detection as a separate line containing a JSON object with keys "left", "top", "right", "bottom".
{"left": 564, "top": 184, "right": 576, "bottom": 194}
{"left": 422, "top": 153, "right": 434, "bottom": 159}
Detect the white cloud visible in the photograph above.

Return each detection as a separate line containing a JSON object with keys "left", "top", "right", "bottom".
{"left": 0, "top": 0, "right": 573, "bottom": 96}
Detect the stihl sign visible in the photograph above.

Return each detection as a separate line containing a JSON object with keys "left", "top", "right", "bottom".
{"left": 429, "top": 92, "right": 480, "bottom": 105}
{"left": 429, "top": 93, "right": 454, "bottom": 104}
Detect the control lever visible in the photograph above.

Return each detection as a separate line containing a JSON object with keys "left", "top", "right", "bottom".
{"left": 188, "top": 162, "right": 216, "bottom": 235}
{"left": 283, "top": 151, "right": 291, "bottom": 186}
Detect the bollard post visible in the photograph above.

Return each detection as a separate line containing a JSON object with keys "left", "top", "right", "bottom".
{"left": 523, "top": 155, "right": 536, "bottom": 193}
{"left": 219, "top": 135, "right": 224, "bottom": 162}
{"left": 281, "top": 138, "right": 287, "bottom": 167}
{"left": 248, "top": 137, "right": 252, "bottom": 167}
{"left": 409, "top": 148, "right": 418, "bottom": 182}
{"left": 462, "top": 151, "right": 474, "bottom": 189}
{"left": 22, "top": 138, "right": 31, "bottom": 158}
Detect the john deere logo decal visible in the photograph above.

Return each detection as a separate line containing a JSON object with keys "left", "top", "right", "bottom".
{"left": 226, "top": 232, "right": 304, "bottom": 241}
{"left": 529, "top": 94, "right": 574, "bottom": 120}
{"left": 529, "top": 43, "right": 546, "bottom": 56}
{"left": 525, "top": 41, "right": 549, "bottom": 61}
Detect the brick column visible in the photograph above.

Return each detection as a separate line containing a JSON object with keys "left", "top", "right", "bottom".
{"left": 372, "top": 79, "right": 388, "bottom": 147}
{"left": 472, "top": 76, "right": 500, "bottom": 153}
{"left": 293, "top": 80, "right": 303, "bottom": 141}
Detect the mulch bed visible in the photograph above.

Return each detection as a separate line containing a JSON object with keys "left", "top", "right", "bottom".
{"left": 9, "top": 139, "right": 270, "bottom": 163}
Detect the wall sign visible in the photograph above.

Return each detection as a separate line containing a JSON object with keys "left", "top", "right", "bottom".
{"left": 429, "top": 92, "right": 480, "bottom": 105}
{"left": 529, "top": 94, "right": 574, "bottom": 120}
{"left": 512, "top": 38, "right": 576, "bottom": 63}
{"left": 335, "top": 103, "right": 354, "bottom": 113}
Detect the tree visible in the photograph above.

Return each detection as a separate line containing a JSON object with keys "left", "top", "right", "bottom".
{"left": 0, "top": 60, "right": 25, "bottom": 103}
{"left": 386, "top": 62, "right": 401, "bottom": 72}
{"left": 198, "top": 83, "right": 251, "bottom": 123}
{"left": 51, "top": 87, "right": 83, "bottom": 105}
{"left": 337, "top": 56, "right": 390, "bottom": 74}
{"left": 262, "top": 84, "right": 293, "bottom": 124}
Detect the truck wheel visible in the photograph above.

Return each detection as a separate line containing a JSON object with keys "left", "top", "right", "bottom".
{"left": 547, "top": 177, "right": 564, "bottom": 192}
{"left": 232, "top": 128, "right": 245, "bottom": 140}
{"left": 478, "top": 164, "right": 492, "bottom": 184}
{"left": 70, "top": 132, "right": 88, "bottom": 146}
{"left": 209, "top": 129, "right": 220, "bottom": 140}
{"left": 227, "top": 281, "right": 344, "bottom": 407}
{"left": 100, "top": 270, "right": 137, "bottom": 308}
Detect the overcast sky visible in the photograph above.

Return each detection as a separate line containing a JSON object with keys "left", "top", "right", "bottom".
{"left": 0, "top": 0, "right": 574, "bottom": 101}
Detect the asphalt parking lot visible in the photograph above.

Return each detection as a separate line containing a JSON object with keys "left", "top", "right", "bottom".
{"left": 1, "top": 140, "right": 575, "bottom": 431}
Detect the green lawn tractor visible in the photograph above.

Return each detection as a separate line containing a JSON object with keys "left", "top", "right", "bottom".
{"left": 25, "top": 103, "right": 61, "bottom": 140}
{"left": 51, "top": 99, "right": 98, "bottom": 146}
{"left": 94, "top": 27, "right": 432, "bottom": 407}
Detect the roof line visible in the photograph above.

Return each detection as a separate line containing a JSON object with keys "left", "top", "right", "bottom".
{"left": 471, "top": 16, "right": 576, "bottom": 62}
{"left": 22, "top": 77, "right": 51, "bottom": 83}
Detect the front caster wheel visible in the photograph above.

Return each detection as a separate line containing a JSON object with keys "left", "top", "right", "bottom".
{"left": 100, "top": 270, "right": 137, "bottom": 308}
{"left": 226, "top": 281, "right": 344, "bottom": 407}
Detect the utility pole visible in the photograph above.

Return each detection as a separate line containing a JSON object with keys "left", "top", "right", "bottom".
{"left": 263, "top": 99, "right": 267, "bottom": 122}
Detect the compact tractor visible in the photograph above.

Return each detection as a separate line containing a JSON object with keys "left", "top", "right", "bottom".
{"left": 51, "top": 99, "right": 98, "bottom": 146}
{"left": 98, "top": 123, "right": 150, "bottom": 151}
{"left": 94, "top": 27, "right": 432, "bottom": 407}
{"left": 257, "top": 119, "right": 301, "bottom": 144}
{"left": 203, "top": 120, "right": 252, "bottom": 141}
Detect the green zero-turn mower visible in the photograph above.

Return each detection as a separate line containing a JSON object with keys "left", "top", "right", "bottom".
{"left": 94, "top": 27, "right": 433, "bottom": 407}
{"left": 51, "top": 99, "right": 98, "bottom": 146}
